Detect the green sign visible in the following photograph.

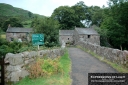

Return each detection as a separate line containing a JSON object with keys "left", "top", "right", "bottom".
{"left": 32, "top": 34, "right": 44, "bottom": 45}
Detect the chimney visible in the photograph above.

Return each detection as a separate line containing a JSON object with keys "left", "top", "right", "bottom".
{"left": 6, "top": 24, "right": 11, "bottom": 32}
{"left": 8, "top": 24, "right": 11, "bottom": 28}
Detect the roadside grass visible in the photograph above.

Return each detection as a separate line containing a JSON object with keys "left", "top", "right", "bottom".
{"left": 14, "top": 49, "right": 72, "bottom": 85}
{"left": 77, "top": 45, "right": 128, "bottom": 73}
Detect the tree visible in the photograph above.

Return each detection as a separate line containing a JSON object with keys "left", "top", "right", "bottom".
{"left": 72, "top": 1, "right": 87, "bottom": 21}
{"left": 108, "top": 0, "right": 128, "bottom": 6}
{"left": 51, "top": 3, "right": 87, "bottom": 30}
{"left": 52, "top": 6, "right": 76, "bottom": 29}
{"left": 85, "top": 6, "right": 104, "bottom": 27}
{"left": 28, "top": 12, "right": 32, "bottom": 18}
{"left": 71, "top": 1, "right": 87, "bottom": 27}
{"left": 2, "top": 17, "right": 23, "bottom": 31}
{"left": 32, "top": 17, "right": 59, "bottom": 47}
{"left": 100, "top": 1, "right": 128, "bottom": 50}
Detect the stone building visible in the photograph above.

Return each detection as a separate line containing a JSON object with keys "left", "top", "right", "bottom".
{"left": 59, "top": 27, "right": 100, "bottom": 45}
{"left": 59, "top": 30, "right": 74, "bottom": 45}
{"left": 73, "top": 27, "right": 100, "bottom": 45}
{"left": 6, "top": 27, "right": 33, "bottom": 42}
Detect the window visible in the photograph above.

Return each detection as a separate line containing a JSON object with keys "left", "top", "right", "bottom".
{"left": 68, "top": 38, "right": 69, "bottom": 40}
{"left": 11, "top": 38, "right": 14, "bottom": 41}
{"left": 88, "top": 35, "right": 90, "bottom": 38}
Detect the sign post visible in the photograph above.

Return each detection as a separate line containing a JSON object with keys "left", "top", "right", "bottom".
{"left": 38, "top": 45, "right": 39, "bottom": 50}
{"left": 32, "top": 34, "right": 44, "bottom": 50}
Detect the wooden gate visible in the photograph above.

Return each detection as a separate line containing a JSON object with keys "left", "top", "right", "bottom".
{"left": 0, "top": 56, "right": 5, "bottom": 85}
{"left": 0, "top": 56, "right": 9, "bottom": 85}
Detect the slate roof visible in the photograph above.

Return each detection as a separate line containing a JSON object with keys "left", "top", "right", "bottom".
{"left": 6, "top": 27, "right": 33, "bottom": 33}
{"left": 59, "top": 30, "right": 74, "bottom": 36}
{"left": 75, "top": 27, "right": 98, "bottom": 35}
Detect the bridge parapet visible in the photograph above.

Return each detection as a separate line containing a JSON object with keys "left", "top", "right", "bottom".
{"left": 77, "top": 41, "right": 128, "bottom": 68}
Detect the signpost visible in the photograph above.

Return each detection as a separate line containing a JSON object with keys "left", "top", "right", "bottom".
{"left": 32, "top": 34, "right": 44, "bottom": 50}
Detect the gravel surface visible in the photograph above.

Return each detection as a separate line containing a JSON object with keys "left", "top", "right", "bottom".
{"left": 68, "top": 47, "right": 118, "bottom": 85}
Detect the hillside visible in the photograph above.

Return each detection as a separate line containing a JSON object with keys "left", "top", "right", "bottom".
{"left": 0, "top": 3, "right": 46, "bottom": 28}
{"left": 0, "top": 3, "right": 45, "bottom": 19}
{"left": 0, "top": 3, "right": 29, "bottom": 17}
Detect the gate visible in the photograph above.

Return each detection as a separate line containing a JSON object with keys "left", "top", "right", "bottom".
{"left": 0, "top": 56, "right": 5, "bottom": 85}
{"left": 0, "top": 56, "right": 9, "bottom": 85}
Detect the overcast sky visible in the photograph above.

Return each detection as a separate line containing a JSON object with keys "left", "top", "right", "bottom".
{"left": 0, "top": 0, "right": 108, "bottom": 17}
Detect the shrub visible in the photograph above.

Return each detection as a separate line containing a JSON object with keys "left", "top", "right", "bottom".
{"left": 41, "top": 58, "right": 62, "bottom": 75}
{"left": 28, "top": 57, "right": 63, "bottom": 79}
{"left": 8, "top": 41, "right": 22, "bottom": 53}
{"left": 0, "top": 38, "right": 9, "bottom": 45}
{"left": 18, "top": 47, "right": 29, "bottom": 53}
{"left": 0, "top": 45, "right": 13, "bottom": 56}
{"left": 28, "top": 59, "right": 44, "bottom": 79}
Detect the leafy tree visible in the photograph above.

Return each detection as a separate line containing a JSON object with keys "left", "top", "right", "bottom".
{"left": 101, "top": 1, "right": 128, "bottom": 50}
{"left": 85, "top": 6, "right": 104, "bottom": 27}
{"left": 71, "top": 1, "right": 87, "bottom": 27}
{"left": 51, "top": 6, "right": 77, "bottom": 29}
{"left": 2, "top": 17, "right": 23, "bottom": 31}
{"left": 32, "top": 17, "right": 59, "bottom": 47}
{"left": 28, "top": 12, "right": 32, "bottom": 18}
{"left": 51, "top": 1, "right": 88, "bottom": 30}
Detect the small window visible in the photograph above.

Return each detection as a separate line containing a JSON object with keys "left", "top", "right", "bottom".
{"left": 11, "top": 38, "right": 14, "bottom": 41}
{"left": 88, "top": 35, "right": 90, "bottom": 38}
{"left": 68, "top": 38, "right": 69, "bottom": 40}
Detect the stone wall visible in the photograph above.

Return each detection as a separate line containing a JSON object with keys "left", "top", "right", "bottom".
{"left": 6, "top": 32, "right": 31, "bottom": 42}
{"left": 4, "top": 49, "right": 64, "bottom": 82}
{"left": 59, "top": 35, "right": 73, "bottom": 45}
{"left": 77, "top": 41, "right": 128, "bottom": 67}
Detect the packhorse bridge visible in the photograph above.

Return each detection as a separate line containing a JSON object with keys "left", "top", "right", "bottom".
{"left": 69, "top": 40, "right": 128, "bottom": 85}
{"left": 59, "top": 26, "right": 128, "bottom": 85}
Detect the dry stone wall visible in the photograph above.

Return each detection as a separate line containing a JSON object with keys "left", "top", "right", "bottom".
{"left": 4, "top": 49, "right": 64, "bottom": 82}
{"left": 77, "top": 41, "right": 128, "bottom": 67}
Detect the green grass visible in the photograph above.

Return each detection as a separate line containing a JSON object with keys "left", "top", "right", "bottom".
{"left": 77, "top": 45, "right": 128, "bottom": 73}
{"left": 14, "top": 49, "right": 72, "bottom": 85}
{"left": 0, "top": 33, "right": 6, "bottom": 39}
{"left": 22, "top": 20, "right": 32, "bottom": 28}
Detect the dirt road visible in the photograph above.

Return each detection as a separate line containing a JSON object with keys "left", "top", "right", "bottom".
{"left": 68, "top": 47, "right": 118, "bottom": 85}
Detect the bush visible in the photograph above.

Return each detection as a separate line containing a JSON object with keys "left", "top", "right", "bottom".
{"left": 18, "top": 47, "right": 29, "bottom": 53}
{"left": 28, "top": 57, "right": 63, "bottom": 79}
{"left": 8, "top": 41, "right": 22, "bottom": 53}
{"left": 0, "top": 38, "right": 9, "bottom": 45}
{"left": 28, "top": 59, "right": 44, "bottom": 79}
{"left": 0, "top": 45, "right": 13, "bottom": 56}
{"left": 0, "top": 38, "right": 23, "bottom": 55}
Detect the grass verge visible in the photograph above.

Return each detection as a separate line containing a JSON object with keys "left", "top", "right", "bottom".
{"left": 14, "top": 49, "right": 72, "bottom": 85}
{"left": 77, "top": 45, "right": 128, "bottom": 73}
